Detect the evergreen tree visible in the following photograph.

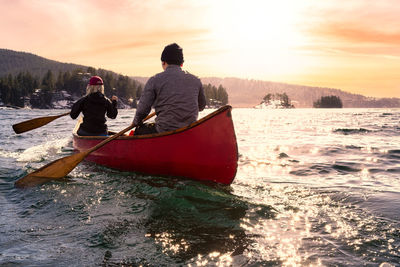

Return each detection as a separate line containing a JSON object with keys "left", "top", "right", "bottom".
{"left": 55, "top": 71, "right": 64, "bottom": 91}
{"left": 62, "top": 71, "right": 71, "bottom": 90}
{"left": 116, "top": 75, "right": 130, "bottom": 98}
{"left": 217, "top": 85, "right": 229, "bottom": 105}
{"left": 68, "top": 70, "right": 87, "bottom": 96}
{"left": 0, "top": 75, "right": 13, "bottom": 105}
{"left": 86, "top": 66, "right": 97, "bottom": 76}
{"left": 103, "top": 72, "right": 115, "bottom": 97}
{"left": 313, "top": 95, "right": 343, "bottom": 108}
{"left": 203, "top": 84, "right": 213, "bottom": 105}
{"left": 41, "top": 70, "right": 55, "bottom": 92}
{"left": 202, "top": 84, "right": 229, "bottom": 107}
{"left": 262, "top": 93, "right": 272, "bottom": 103}
{"left": 41, "top": 70, "right": 55, "bottom": 107}
{"left": 281, "top": 93, "right": 290, "bottom": 108}
{"left": 23, "top": 71, "right": 35, "bottom": 95}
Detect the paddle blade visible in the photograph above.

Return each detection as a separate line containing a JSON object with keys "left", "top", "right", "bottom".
{"left": 15, "top": 151, "right": 88, "bottom": 188}
{"left": 12, "top": 112, "right": 69, "bottom": 134}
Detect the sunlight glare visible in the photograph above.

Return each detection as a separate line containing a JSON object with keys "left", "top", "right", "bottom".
{"left": 208, "top": 0, "right": 309, "bottom": 78}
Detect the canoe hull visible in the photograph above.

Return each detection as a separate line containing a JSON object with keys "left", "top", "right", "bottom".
{"left": 72, "top": 106, "right": 238, "bottom": 185}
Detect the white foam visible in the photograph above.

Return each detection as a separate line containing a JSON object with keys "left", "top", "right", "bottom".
{"left": 17, "top": 137, "right": 71, "bottom": 162}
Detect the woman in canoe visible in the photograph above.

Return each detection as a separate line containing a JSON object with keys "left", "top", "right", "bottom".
{"left": 132, "top": 43, "right": 206, "bottom": 135}
{"left": 70, "top": 75, "right": 118, "bottom": 136}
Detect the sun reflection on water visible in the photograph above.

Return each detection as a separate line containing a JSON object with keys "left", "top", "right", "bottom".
{"left": 2, "top": 109, "right": 399, "bottom": 266}
{"left": 232, "top": 165, "right": 400, "bottom": 266}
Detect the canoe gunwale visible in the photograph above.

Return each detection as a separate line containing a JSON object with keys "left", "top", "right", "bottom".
{"left": 73, "top": 105, "right": 233, "bottom": 140}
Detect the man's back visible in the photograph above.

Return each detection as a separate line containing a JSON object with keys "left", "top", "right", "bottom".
{"left": 133, "top": 43, "right": 206, "bottom": 135}
{"left": 137, "top": 65, "right": 206, "bottom": 132}
{"left": 151, "top": 65, "right": 205, "bottom": 132}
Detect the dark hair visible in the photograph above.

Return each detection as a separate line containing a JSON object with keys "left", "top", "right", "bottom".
{"left": 161, "top": 43, "right": 184, "bottom": 65}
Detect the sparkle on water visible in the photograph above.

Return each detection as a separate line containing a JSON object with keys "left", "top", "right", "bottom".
{"left": 0, "top": 107, "right": 399, "bottom": 266}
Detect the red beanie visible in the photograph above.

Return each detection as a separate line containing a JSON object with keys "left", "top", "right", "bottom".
{"left": 89, "top": 76, "right": 103, "bottom": 85}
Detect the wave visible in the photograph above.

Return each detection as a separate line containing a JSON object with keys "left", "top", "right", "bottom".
{"left": 387, "top": 168, "right": 400, "bottom": 173}
{"left": 17, "top": 138, "right": 71, "bottom": 162}
{"left": 290, "top": 163, "right": 332, "bottom": 176}
{"left": 290, "top": 161, "right": 363, "bottom": 176}
{"left": 333, "top": 128, "right": 372, "bottom": 135}
{"left": 332, "top": 163, "right": 361, "bottom": 173}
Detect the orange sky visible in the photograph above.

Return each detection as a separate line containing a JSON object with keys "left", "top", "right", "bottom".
{"left": 1, "top": 0, "right": 399, "bottom": 98}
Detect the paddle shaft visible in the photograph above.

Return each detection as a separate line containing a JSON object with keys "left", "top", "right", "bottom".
{"left": 85, "top": 112, "right": 156, "bottom": 155}
{"left": 13, "top": 112, "right": 70, "bottom": 134}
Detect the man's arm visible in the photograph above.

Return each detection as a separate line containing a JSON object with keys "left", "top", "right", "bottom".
{"left": 133, "top": 77, "right": 156, "bottom": 125}
{"left": 198, "top": 84, "right": 206, "bottom": 111}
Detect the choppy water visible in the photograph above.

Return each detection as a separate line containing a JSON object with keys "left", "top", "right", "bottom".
{"left": 1, "top": 108, "right": 399, "bottom": 266}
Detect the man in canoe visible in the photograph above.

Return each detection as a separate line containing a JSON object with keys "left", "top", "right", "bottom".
{"left": 70, "top": 75, "right": 118, "bottom": 136}
{"left": 132, "top": 43, "right": 206, "bottom": 135}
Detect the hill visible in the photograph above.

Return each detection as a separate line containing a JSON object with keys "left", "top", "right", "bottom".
{"left": 0, "top": 49, "right": 87, "bottom": 78}
{"left": 200, "top": 77, "right": 400, "bottom": 108}
{"left": 134, "top": 76, "right": 400, "bottom": 108}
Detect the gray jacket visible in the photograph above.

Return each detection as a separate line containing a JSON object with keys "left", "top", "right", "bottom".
{"left": 133, "top": 65, "right": 206, "bottom": 132}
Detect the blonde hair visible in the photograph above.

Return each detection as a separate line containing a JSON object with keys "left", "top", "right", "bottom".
{"left": 86, "top": 84, "right": 104, "bottom": 95}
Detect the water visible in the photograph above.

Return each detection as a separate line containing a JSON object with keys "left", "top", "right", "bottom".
{"left": 1, "top": 108, "right": 399, "bottom": 266}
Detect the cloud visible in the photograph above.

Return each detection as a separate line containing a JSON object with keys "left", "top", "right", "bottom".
{"left": 0, "top": 0, "right": 212, "bottom": 53}
{"left": 57, "top": 28, "right": 211, "bottom": 61}
{"left": 311, "top": 24, "right": 400, "bottom": 45}
{"left": 300, "top": 1, "right": 400, "bottom": 58}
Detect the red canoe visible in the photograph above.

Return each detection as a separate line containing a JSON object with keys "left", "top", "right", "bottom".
{"left": 72, "top": 105, "right": 238, "bottom": 185}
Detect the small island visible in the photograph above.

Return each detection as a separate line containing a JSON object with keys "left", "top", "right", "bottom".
{"left": 255, "top": 92, "right": 295, "bottom": 109}
{"left": 313, "top": 95, "right": 343, "bottom": 108}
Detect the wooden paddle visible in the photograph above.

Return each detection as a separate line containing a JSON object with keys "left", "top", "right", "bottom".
{"left": 12, "top": 112, "right": 71, "bottom": 134}
{"left": 14, "top": 112, "right": 156, "bottom": 188}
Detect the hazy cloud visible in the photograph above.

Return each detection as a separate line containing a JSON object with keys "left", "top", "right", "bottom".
{"left": 302, "top": 0, "right": 400, "bottom": 57}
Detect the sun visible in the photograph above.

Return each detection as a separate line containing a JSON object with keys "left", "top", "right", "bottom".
{"left": 204, "top": 1, "right": 312, "bottom": 79}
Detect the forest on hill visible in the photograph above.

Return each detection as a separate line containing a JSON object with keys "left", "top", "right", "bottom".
{"left": 0, "top": 68, "right": 141, "bottom": 108}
